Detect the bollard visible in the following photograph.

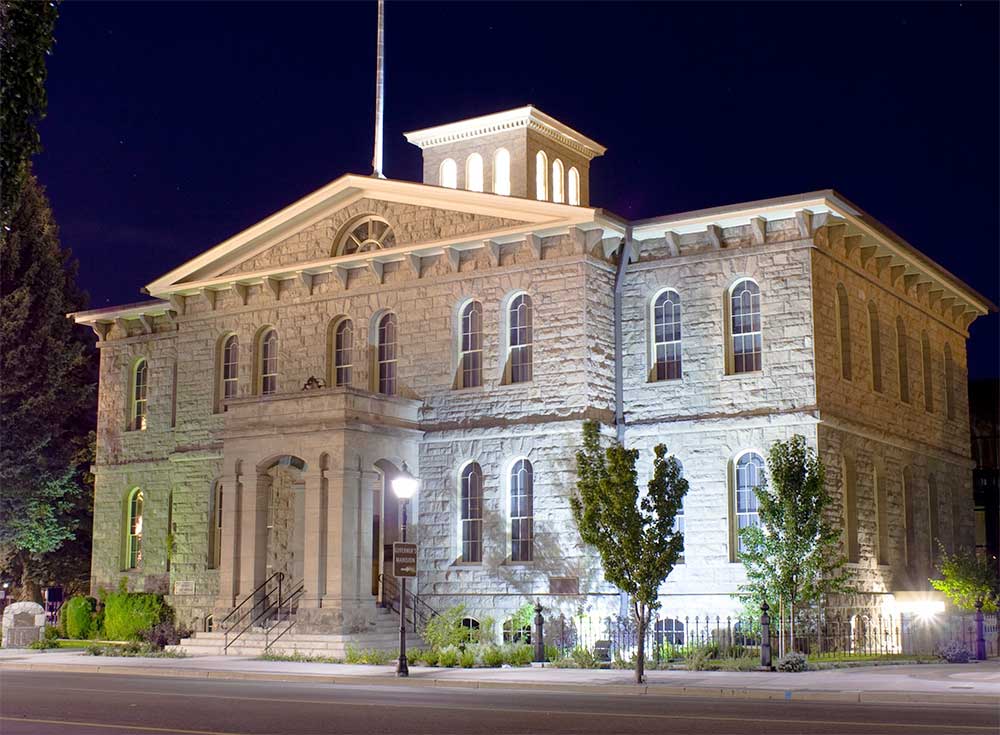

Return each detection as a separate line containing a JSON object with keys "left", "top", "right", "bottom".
{"left": 533, "top": 600, "right": 545, "bottom": 663}
{"left": 975, "top": 599, "right": 987, "bottom": 661}
{"left": 759, "top": 601, "right": 773, "bottom": 671}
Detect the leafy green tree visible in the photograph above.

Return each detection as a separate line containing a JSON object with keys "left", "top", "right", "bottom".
{"left": 930, "top": 544, "right": 999, "bottom": 613}
{"left": 0, "top": 0, "right": 59, "bottom": 231}
{"left": 571, "top": 420, "right": 687, "bottom": 684}
{"left": 0, "top": 173, "right": 96, "bottom": 599}
{"left": 738, "top": 435, "right": 849, "bottom": 650}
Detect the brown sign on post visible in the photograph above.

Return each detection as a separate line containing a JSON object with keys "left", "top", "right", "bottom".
{"left": 393, "top": 542, "right": 417, "bottom": 578}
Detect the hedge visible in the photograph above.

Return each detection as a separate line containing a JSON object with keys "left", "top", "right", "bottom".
{"left": 102, "top": 590, "right": 169, "bottom": 641}
{"left": 63, "top": 595, "right": 97, "bottom": 639}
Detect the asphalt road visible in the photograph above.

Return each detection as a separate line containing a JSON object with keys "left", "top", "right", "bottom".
{"left": 0, "top": 670, "right": 996, "bottom": 735}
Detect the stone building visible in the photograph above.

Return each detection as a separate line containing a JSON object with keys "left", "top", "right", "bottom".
{"left": 72, "top": 106, "right": 993, "bottom": 643}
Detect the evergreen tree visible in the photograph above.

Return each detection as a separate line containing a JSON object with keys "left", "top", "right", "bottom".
{"left": 0, "top": 172, "right": 95, "bottom": 599}
{"left": 738, "top": 435, "right": 849, "bottom": 650}
{"left": 572, "top": 420, "right": 687, "bottom": 684}
{"left": 0, "top": 0, "right": 60, "bottom": 232}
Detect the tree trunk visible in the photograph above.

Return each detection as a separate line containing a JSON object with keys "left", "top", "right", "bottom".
{"left": 789, "top": 601, "right": 795, "bottom": 653}
{"left": 635, "top": 610, "right": 646, "bottom": 684}
{"left": 19, "top": 553, "right": 42, "bottom": 603}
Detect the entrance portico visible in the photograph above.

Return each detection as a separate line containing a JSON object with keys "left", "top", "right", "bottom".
{"left": 213, "top": 386, "right": 421, "bottom": 633}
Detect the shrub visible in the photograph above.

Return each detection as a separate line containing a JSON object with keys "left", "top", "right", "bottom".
{"left": 423, "top": 604, "right": 495, "bottom": 650}
{"left": 421, "top": 648, "right": 439, "bottom": 667}
{"left": 776, "top": 652, "right": 809, "bottom": 672}
{"left": 482, "top": 645, "right": 504, "bottom": 667}
{"left": 685, "top": 646, "right": 714, "bottom": 671}
{"left": 141, "top": 620, "right": 192, "bottom": 650}
{"left": 407, "top": 649, "right": 425, "bottom": 665}
{"left": 938, "top": 640, "right": 971, "bottom": 664}
{"left": 460, "top": 648, "right": 476, "bottom": 668}
{"left": 43, "top": 625, "right": 60, "bottom": 641}
{"left": 345, "top": 645, "right": 394, "bottom": 665}
{"left": 501, "top": 644, "right": 533, "bottom": 666}
{"left": 437, "top": 646, "right": 460, "bottom": 667}
{"left": 28, "top": 637, "right": 59, "bottom": 650}
{"left": 103, "top": 589, "right": 169, "bottom": 641}
{"left": 544, "top": 644, "right": 560, "bottom": 663}
{"left": 63, "top": 596, "right": 96, "bottom": 639}
{"left": 569, "top": 646, "right": 598, "bottom": 669}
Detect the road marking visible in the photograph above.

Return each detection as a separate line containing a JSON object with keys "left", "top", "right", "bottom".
{"left": 0, "top": 716, "right": 245, "bottom": 735}
{"left": 2, "top": 684, "right": 995, "bottom": 732}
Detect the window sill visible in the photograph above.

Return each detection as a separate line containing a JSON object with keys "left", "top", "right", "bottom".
{"left": 720, "top": 370, "right": 764, "bottom": 380}
{"left": 502, "top": 560, "right": 535, "bottom": 567}
{"left": 647, "top": 377, "right": 683, "bottom": 385}
{"left": 451, "top": 385, "right": 485, "bottom": 394}
{"left": 451, "top": 560, "right": 483, "bottom": 568}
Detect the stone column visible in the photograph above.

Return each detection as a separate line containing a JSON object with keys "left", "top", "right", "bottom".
{"left": 216, "top": 472, "right": 242, "bottom": 608}
{"left": 237, "top": 470, "right": 269, "bottom": 599}
{"left": 322, "top": 467, "right": 376, "bottom": 617}
{"left": 301, "top": 465, "right": 327, "bottom": 608}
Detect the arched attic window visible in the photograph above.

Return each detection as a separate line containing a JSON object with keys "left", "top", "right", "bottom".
{"left": 567, "top": 167, "right": 580, "bottom": 205}
{"left": 440, "top": 158, "right": 458, "bottom": 189}
{"left": 336, "top": 215, "right": 396, "bottom": 256}
{"left": 465, "top": 153, "right": 484, "bottom": 192}
{"left": 551, "top": 159, "right": 565, "bottom": 203}
{"left": 535, "top": 151, "right": 548, "bottom": 201}
{"left": 493, "top": 149, "right": 511, "bottom": 196}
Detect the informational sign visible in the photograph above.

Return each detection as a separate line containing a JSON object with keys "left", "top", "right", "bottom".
{"left": 173, "top": 581, "right": 196, "bottom": 595}
{"left": 392, "top": 543, "right": 417, "bottom": 578}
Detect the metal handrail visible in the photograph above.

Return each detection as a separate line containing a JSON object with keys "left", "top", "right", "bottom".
{"left": 264, "top": 581, "right": 305, "bottom": 653}
{"left": 223, "top": 572, "right": 285, "bottom": 654}
{"left": 378, "top": 574, "right": 438, "bottom": 633}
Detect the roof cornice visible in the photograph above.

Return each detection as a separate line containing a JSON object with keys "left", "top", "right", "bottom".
{"left": 403, "top": 105, "right": 607, "bottom": 160}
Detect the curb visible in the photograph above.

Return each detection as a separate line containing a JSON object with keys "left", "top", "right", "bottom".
{"left": 3, "top": 661, "right": 999, "bottom": 706}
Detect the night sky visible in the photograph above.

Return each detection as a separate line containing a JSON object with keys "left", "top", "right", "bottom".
{"left": 35, "top": 2, "right": 998, "bottom": 378}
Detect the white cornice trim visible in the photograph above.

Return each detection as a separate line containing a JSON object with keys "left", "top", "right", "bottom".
{"left": 144, "top": 174, "right": 599, "bottom": 295}
{"left": 403, "top": 105, "right": 607, "bottom": 160}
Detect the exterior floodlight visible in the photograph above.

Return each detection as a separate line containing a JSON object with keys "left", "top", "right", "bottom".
{"left": 392, "top": 463, "right": 419, "bottom": 500}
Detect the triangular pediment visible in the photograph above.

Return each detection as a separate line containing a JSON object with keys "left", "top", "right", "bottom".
{"left": 146, "top": 174, "right": 602, "bottom": 296}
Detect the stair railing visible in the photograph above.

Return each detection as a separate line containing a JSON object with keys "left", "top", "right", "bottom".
{"left": 378, "top": 573, "right": 439, "bottom": 634}
{"left": 221, "top": 571, "right": 286, "bottom": 654}
{"left": 264, "top": 579, "right": 304, "bottom": 654}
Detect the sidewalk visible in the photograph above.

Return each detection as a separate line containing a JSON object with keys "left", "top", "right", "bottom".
{"left": 2, "top": 649, "right": 998, "bottom": 705}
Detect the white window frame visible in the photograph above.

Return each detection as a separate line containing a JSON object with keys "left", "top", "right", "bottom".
{"left": 125, "top": 487, "right": 144, "bottom": 570}
{"left": 260, "top": 328, "right": 278, "bottom": 395}
{"left": 440, "top": 158, "right": 457, "bottom": 189}
{"left": 509, "top": 458, "right": 534, "bottom": 562}
{"left": 493, "top": 148, "right": 511, "bottom": 195}
{"left": 459, "top": 300, "right": 483, "bottom": 389}
{"left": 650, "top": 288, "right": 682, "bottom": 381}
{"left": 567, "top": 166, "right": 580, "bottom": 205}
{"left": 459, "top": 461, "right": 484, "bottom": 564}
{"left": 727, "top": 278, "right": 762, "bottom": 374}
{"left": 732, "top": 450, "right": 765, "bottom": 559}
{"left": 334, "top": 318, "right": 353, "bottom": 387}
{"left": 130, "top": 358, "right": 148, "bottom": 431}
{"left": 465, "top": 153, "right": 484, "bottom": 192}
{"left": 377, "top": 313, "right": 397, "bottom": 396}
{"left": 505, "top": 292, "right": 533, "bottom": 384}
{"left": 535, "top": 150, "right": 548, "bottom": 201}
{"left": 222, "top": 335, "right": 239, "bottom": 401}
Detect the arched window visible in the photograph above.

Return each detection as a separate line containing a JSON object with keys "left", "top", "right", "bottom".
{"left": 567, "top": 167, "right": 580, "bottom": 206}
{"left": 209, "top": 481, "right": 223, "bottom": 570}
{"left": 377, "top": 313, "right": 397, "bottom": 396}
{"left": 259, "top": 329, "right": 278, "bottom": 395}
{"left": 334, "top": 318, "right": 353, "bottom": 387}
{"left": 836, "top": 283, "right": 852, "bottom": 380}
{"left": 928, "top": 474, "right": 939, "bottom": 566}
{"left": 460, "top": 617, "right": 480, "bottom": 641}
{"left": 336, "top": 215, "right": 396, "bottom": 256}
{"left": 535, "top": 150, "right": 548, "bottom": 201}
{"left": 503, "top": 617, "right": 531, "bottom": 643}
{"left": 440, "top": 158, "right": 458, "bottom": 189}
{"left": 729, "top": 279, "right": 762, "bottom": 374}
{"left": 921, "top": 331, "right": 933, "bottom": 413}
{"left": 460, "top": 462, "right": 483, "bottom": 563}
{"left": 125, "top": 488, "right": 144, "bottom": 570}
{"left": 944, "top": 344, "right": 955, "bottom": 420}
{"left": 551, "top": 159, "right": 565, "bottom": 203}
{"left": 219, "top": 335, "right": 239, "bottom": 410}
{"left": 651, "top": 289, "right": 682, "bottom": 381}
{"left": 868, "top": 302, "right": 882, "bottom": 393}
{"left": 493, "top": 148, "right": 511, "bottom": 196}
{"left": 510, "top": 459, "right": 534, "bottom": 562}
{"left": 896, "top": 317, "right": 910, "bottom": 403}
{"left": 507, "top": 293, "right": 533, "bottom": 384}
{"left": 842, "top": 455, "right": 859, "bottom": 563}
{"left": 130, "top": 359, "right": 148, "bottom": 431}
{"left": 733, "top": 452, "right": 764, "bottom": 557}
{"left": 465, "top": 153, "right": 484, "bottom": 192}
{"left": 459, "top": 301, "right": 483, "bottom": 388}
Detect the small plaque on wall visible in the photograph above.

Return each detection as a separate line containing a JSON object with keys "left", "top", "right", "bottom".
{"left": 173, "top": 581, "right": 195, "bottom": 595}
{"left": 549, "top": 577, "right": 579, "bottom": 595}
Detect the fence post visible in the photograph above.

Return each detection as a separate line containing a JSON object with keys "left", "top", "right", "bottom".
{"left": 533, "top": 600, "right": 545, "bottom": 663}
{"left": 975, "top": 600, "right": 987, "bottom": 662}
{"left": 760, "top": 601, "right": 773, "bottom": 670}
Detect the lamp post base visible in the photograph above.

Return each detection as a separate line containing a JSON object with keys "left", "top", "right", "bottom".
{"left": 396, "top": 653, "right": 409, "bottom": 677}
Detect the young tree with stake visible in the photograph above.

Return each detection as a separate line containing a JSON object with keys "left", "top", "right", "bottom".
{"left": 572, "top": 420, "right": 687, "bottom": 684}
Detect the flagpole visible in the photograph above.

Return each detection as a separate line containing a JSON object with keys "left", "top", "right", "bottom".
{"left": 372, "top": 0, "right": 386, "bottom": 178}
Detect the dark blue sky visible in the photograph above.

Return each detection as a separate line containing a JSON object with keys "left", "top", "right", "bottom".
{"left": 36, "top": 2, "right": 998, "bottom": 377}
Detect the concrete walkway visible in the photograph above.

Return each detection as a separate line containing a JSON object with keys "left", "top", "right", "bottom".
{"left": 2, "top": 649, "right": 998, "bottom": 705}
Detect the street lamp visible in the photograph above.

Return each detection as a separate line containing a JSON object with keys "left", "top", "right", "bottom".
{"left": 391, "top": 462, "right": 418, "bottom": 677}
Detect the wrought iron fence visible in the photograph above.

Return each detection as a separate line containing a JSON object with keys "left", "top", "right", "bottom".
{"left": 543, "top": 609, "right": 997, "bottom": 663}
